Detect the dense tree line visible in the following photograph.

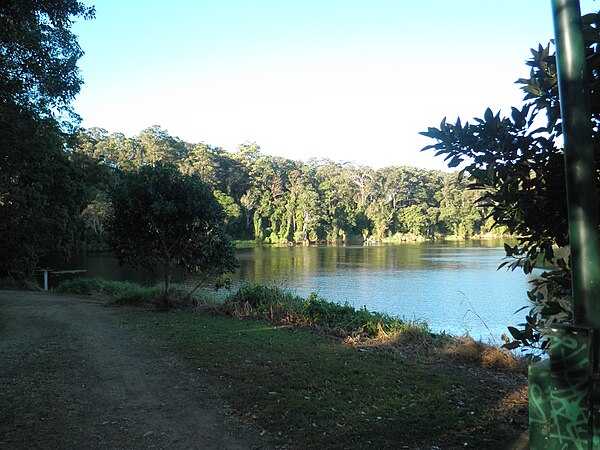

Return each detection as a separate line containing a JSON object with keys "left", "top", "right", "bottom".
{"left": 70, "top": 126, "right": 500, "bottom": 249}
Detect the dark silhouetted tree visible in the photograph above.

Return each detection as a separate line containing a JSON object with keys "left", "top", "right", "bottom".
{"left": 0, "top": 1, "right": 94, "bottom": 275}
{"left": 107, "top": 163, "right": 239, "bottom": 306}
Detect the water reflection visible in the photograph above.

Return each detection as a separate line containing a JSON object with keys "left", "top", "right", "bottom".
{"left": 42, "top": 240, "right": 534, "bottom": 342}
{"left": 234, "top": 242, "right": 534, "bottom": 342}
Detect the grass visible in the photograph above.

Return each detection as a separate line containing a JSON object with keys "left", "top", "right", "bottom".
{"left": 54, "top": 277, "right": 144, "bottom": 297}
{"left": 56, "top": 278, "right": 526, "bottom": 372}
{"left": 56, "top": 277, "right": 528, "bottom": 448}
{"left": 53, "top": 277, "right": 209, "bottom": 308}
{"left": 131, "top": 311, "right": 527, "bottom": 449}
{"left": 223, "top": 283, "right": 526, "bottom": 373}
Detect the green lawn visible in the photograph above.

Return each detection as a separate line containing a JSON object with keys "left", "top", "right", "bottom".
{"left": 130, "top": 310, "right": 527, "bottom": 449}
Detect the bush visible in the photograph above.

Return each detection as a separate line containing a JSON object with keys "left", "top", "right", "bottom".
{"left": 110, "top": 285, "right": 162, "bottom": 305}
{"left": 226, "top": 283, "right": 430, "bottom": 338}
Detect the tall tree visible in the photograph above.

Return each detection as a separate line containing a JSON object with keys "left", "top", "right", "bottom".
{"left": 1, "top": 1, "right": 94, "bottom": 122}
{"left": 0, "top": 1, "right": 94, "bottom": 275}
{"left": 315, "top": 161, "right": 355, "bottom": 242}
{"left": 70, "top": 127, "right": 507, "bottom": 246}
{"left": 107, "top": 163, "right": 238, "bottom": 305}
{"left": 0, "top": 109, "right": 85, "bottom": 274}
{"left": 137, "top": 125, "right": 187, "bottom": 165}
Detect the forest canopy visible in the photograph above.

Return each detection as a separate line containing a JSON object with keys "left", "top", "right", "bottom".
{"left": 71, "top": 125, "right": 501, "bottom": 250}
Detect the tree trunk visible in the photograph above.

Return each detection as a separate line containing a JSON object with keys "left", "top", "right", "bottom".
{"left": 253, "top": 211, "right": 263, "bottom": 240}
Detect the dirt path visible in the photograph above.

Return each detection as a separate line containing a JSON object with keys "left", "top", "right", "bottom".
{"left": 0, "top": 290, "right": 272, "bottom": 450}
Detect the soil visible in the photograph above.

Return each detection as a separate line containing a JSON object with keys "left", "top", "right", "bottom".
{"left": 0, "top": 290, "right": 273, "bottom": 450}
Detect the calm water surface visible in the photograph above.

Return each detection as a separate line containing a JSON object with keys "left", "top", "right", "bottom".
{"left": 43, "top": 241, "right": 535, "bottom": 342}
{"left": 235, "top": 242, "right": 534, "bottom": 342}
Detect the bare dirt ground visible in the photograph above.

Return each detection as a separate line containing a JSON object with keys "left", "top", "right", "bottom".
{"left": 0, "top": 290, "right": 273, "bottom": 450}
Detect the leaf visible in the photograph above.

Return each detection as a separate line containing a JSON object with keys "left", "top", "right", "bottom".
{"left": 498, "top": 260, "right": 511, "bottom": 270}
{"left": 525, "top": 324, "right": 534, "bottom": 340}
{"left": 508, "top": 326, "right": 525, "bottom": 340}
{"left": 541, "top": 303, "right": 564, "bottom": 316}
{"left": 484, "top": 108, "right": 494, "bottom": 123}
{"left": 447, "top": 156, "right": 462, "bottom": 168}
{"left": 504, "top": 243, "right": 513, "bottom": 256}
{"left": 523, "top": 259, "right": 533, "bottom": 274}
{"left": 511, "top": 107, "right": 523, "bottom": 125}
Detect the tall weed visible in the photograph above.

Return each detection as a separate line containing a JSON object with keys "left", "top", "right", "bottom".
{"left": 226, "top": 283, "right": 430, "bottom": 338}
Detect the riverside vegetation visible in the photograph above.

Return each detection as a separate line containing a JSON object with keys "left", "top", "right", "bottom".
{"left": 55, "top": 277, "right": 528, "bottom": 449}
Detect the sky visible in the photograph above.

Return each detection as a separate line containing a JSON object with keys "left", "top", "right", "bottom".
{"left": 71, "top": 0, "right": 599, "bottom": 171}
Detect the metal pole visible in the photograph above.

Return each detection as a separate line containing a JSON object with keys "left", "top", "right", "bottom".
{"left": 552, "top": 0, "right": 600, "bottom": 328}
{"left": 528, "top": 4, "right": 600, "bottom": 447}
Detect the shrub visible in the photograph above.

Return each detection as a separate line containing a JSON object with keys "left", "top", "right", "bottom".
{"left": 226, "top": 283, "right": 430, "bottom": 338}
{"left": 110, "top": 285, "right": 162, "bottom": 305}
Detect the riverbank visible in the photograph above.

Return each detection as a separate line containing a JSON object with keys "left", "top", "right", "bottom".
{"left": 49, "top": 277, "right": 529, "bottom": 448}
{"left": 53, "top": 277, "right": 526, "bottom": 371}
{"left": 136, "top": 309, "right": 528, "bottom": 449}
{"left": 37, "top": 241, "right": 531, "bottom": 340}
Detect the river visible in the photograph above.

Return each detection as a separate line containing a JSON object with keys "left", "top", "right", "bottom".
{"left": 41, "top": 240, "right": 536, "bottom": 342}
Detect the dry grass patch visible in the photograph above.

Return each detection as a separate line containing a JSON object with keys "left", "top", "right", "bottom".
{"left": 441, "top": 336, "right": 527, "bottom": 373}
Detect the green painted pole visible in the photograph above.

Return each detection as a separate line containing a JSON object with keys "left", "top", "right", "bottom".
{"left": 528, "top": 4, "right": 600, "bottom": 446}
{"left": 552, "top": 0, "right": 600, "bottom": 328}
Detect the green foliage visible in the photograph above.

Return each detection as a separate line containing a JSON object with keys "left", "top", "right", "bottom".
{"left": 421, "top": 105, "right": 565, "bottom": 260}
{"left": 54, "top": 276, "right": 209, "bottom": 308}
{"left": 79, "top": 194, "right": 112, "bottom": 250}
{"left": 421, "top": 9, "right": 600, "bottom": 352}
{"left": 0, "top": 1, "right": 93, "bottom": 274}
{"left": 72, "top": 131, "right": 500, "bottom": 248}
{"left": 0, "top": 108, "right": 86, "bottom": 275}
{"left": 213, "top": 190, "right": 242, "bottom": 235}
{"left": 54, "top": 276, "right": 141, "bottom": 296}
{"left": 106, "top": 162, "right": 239, "bottom": 304}
{"left": 0, "top": 0, "right": 94, "bottom": 122}
{"left": 227, "top": 283, "right": 430, "bottom": 338}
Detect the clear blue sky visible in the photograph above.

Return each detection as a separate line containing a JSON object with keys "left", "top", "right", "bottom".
{"left": 72, "top": 0, "right": 598, "bottom": 170}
